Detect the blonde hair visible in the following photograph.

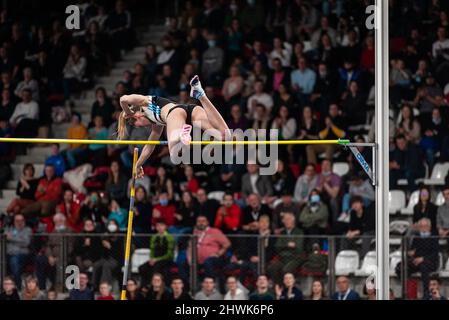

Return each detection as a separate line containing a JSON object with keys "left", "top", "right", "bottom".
{"left": 117, "top": 105, "right": 142, "bottom": 140}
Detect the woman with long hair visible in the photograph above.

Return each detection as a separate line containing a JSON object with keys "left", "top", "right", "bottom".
{"left": 117, "top": 75, "right": 229, "bottom": 178}
{"left": 309, "top": 279, "right": 327, "bottom": 300}
{"left": 144, "top": 273, "right": 170, "bottom": 300}
{"left": 20, "top": 276, "right": 45, "bottom": 300}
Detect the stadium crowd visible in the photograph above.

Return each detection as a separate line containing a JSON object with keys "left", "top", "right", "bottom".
{"left": 1, "top": 0, "right": 449, "bottom": 300}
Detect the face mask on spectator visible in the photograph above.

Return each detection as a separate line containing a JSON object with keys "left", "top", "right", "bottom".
{"left": 90, "top": 194, "right": 98, "bottom": 203}
{"left": 322, "top": 170, "right": 331, "bottom": 177}
{"left": 420, "top": 231, "right": 431, "bottom": 237}
{"left": 55, "top": 224, "right": 66, "bottom": 232}
{"left": 432, "top": 117, "right": 441, "bottom": 125}
{"left": 107, "top": 223, "right": 118, "bottom": 233}
{"left": 310, "top": 194, "right": 320, "bottom": 204}
{"left": 160, "top": 199, "right": 169, "bottom": 206}
{"left": 208, "top": 40, "right": 216, "bottom": 48}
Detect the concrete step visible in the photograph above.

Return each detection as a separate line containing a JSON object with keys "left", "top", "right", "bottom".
{"left": 111, "top": 68, "right": 129, "bottom": 77}
{"left": 27, "top": 146, "right": 53, "bottom": 157}
{"left": 115, "top": 60, "right": 139, "bottom": 69}
{"left": 6, "top": 180, "right": 18, "bottom": 189}
{"left": 132, "top": 46, "right": 146, "bottom": 54}
{"left": 0, "top": 198, "right": 11, "bottom": 209}
{"left": 16, "top": 154, "right": 47, "bottom": 164}
{"left": 1, "top": 189, "right": 16, "bottom": 199}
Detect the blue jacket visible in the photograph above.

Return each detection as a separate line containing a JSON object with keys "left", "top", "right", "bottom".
{"left": 332, "top": 289, "right": 360, "bottom": 300}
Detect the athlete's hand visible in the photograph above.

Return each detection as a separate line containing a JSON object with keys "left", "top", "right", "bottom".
{"left": 136, "top": 166, "right": 144, "bottom": 179}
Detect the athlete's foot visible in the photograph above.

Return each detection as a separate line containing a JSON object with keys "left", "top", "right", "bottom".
{"left": 180, "top": 124, "right": 192, "bottom": 145}
{"left": 189, "top": 75, "right": 205, "bottom": 100}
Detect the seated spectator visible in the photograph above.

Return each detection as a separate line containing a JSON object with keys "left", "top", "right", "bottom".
{"left": 168, "top": 277, "right": 192, "bottom": 300}
{"left": 9, "top": 88, "right": 39, "bottom": 140}
{"left": 268, "top": 58, "right": 290, "bottom": 94}
{"left": 241, "top": 193, "right": 271, "bottom": 234}
{"left": 187, "top": 215, "right": 231, "bottom": 281}
{"left": 5, "top": 213, "right": 31, "bottom": 289}
{"left": 0, "top": 89, "right": 15, "bottom": 122}
{"left": 246, "top": 80, "right": 274, "bottom": 120}
{"left": 398, "top": 218, "right": 439, "bottom": 298}
{"left": 65, "top": 112, "right": 88, "bottom": 168}
{"left": 86, "top": 115, "right": 109, "bottom": 167}
{"left": 201, "top": 32, "right": 224, "bottom": 84}
{"left": 340, "top": 173, "right": 375, "bottom": 221}
{"left": 315, "top": 158, "right": 341, "bottom": 221}
{"left": 71, "top": 219, "right": 101, "bottom": 273}
{"left": 152, "top": 191, "right": 176, "bottom": 228}
{"left": 152, "top": 166, "right": 174, "bottom": 201}
{"left": 22, "top": 164, "right": 62, "bottom": 219}
{"left": 273, "top": 190, "right": 301, "bottom": 233}
{"left": 92, "top": 219, "right": 123, "bottom": 289}
{"left": 396, "top": 104, "right": 421, "bottom": 144}
{"left": 341, "top": 81, "right": 366, "bottom": 126}
{"left": 20, "top": 275, "right": 45, "bottom": 300}
{"left": 270, "top": 106, "right": 297, "bottom": 147}
{"left": 290, "top": 58, "right": 316, "bottom": 106}
{"left": 80, "top": 191, "right": 109, "bottom": 232}
{"left": 0, "top": 276, "right": 20, "bottom": 300}
{"left": 6, "top": 163, "right": 37, "bottom": 216}
{"left": 413, "top": 74, "right": 443, "bottom": 118}
{"left": 139, "top": 219, "right": 175, "bottom": 288}
{"left": 413, "top": 186, "right": 438, "bottom": 234}
{"left": 267, "top": 211, "right": 304, "bottom": 285}
{"left": 46, "top": 288, "right": 58, "bottom": 300}
{"left": 195, "top": 188, "right": 220, "bottom": 226}
{"left": 363, "top": 281, "right": 377, "bottom": 300}
{"left": 241, "top": 162, "right": 274, "bottom": 204}
{"left": 299, "top": 189, "right": 329, "bottom": 236}
{"left": 341, "top": 196, "right": 375, "bottom": 256}
{"left": 224, "top": 275, "right": 248, "bottom": 300}
{"left": 181, "top": 165, "right": 199, "bottom": 195}
{"left": 217, "top": 151, "right": 246, "bottom": 193}
{"left": 227, "top": 104, "right": 249, "bottom": 131}
{"left": 244, "top": 60, "right": 268, "bottom": 97}
{"left": 306, "top": 113, "right": 345, "bottom": 164}
{"left": 105, "top": 160, "right": 128, "bottom": 207}
{"left": 44, "top": 144, "right": 66, "bottom": 177}
{"left": 437, "top": 186, "right": 449, "bottom": 238}
{"left": 309, "top": 279, "right": 327, "bottom": 300}
{"left": 91, "top": 87, "right": 114, "bottom": 127}
{"left": 69, "top": 272, "right": 94, "bottom": 300}
{"left": 426, "top": 275, "right": 447, "bottom": 300}
{"left": 222, "top": 65, "right": 244, "bottom": 105}
{"left": 125, "top": 278, "right": 145, "bottom": 300}
{"left": 133, "top": 186, "right": 152, "bottom": 236}
{"left": 171, "top": 191, "right": 197, "bottom": 236}
{"left": 293, "top": 163, "right": 318, "bottom": 207}
{"left": 250, "top": 103, "right": 270, "bottom": 131}
{"left": 143, "top": 273, "right": 170, "bottom": 300}
{"left": 96, "top": 282, "right": 114, "bottom": 300}
{"left": 420, "top": 107, "right": 446, "bottom": 167}
{"left": 271, "top": 159, "right": 295, "bottom": 198}
{"left": 56, "top": 189, "right": 82, "bottom": 232}
{"left": 331, "top": 276, "right": 360, "bottom": 300}
{"left": 194, "top": 277, "right": 223, "bottom": 300}
{"left": 275, "top": 272, "right": 303, "bottom": 300}
{"left": 214, "top": 192, "right": 241, "bottom": 234}
{"left": 249, "top": 275, "right": 275, "bottom": 300}
{"left": 62, "top": 44, "right": 87, "bottom": 100}
{"left": 389, "top": 134, "right": 425, "bottom": 189}
{"left": 14, "top": 67, "right": 39, "bottom": 101}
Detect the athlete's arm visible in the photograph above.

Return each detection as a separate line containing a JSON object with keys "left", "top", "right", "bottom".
{"left": 119, "top": 94, "right": 149, "bottom": 114}
{"left": 135, "top": 124, "right": 164, "bottom": 178}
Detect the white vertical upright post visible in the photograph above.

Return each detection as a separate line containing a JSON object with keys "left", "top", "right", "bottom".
{"left": 375, "top": 0, "right": 390, "bottom": 300}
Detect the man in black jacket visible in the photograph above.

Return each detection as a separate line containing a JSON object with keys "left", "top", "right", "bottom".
{"left": 196, "top": 188, "right": 220, "bottom": 226}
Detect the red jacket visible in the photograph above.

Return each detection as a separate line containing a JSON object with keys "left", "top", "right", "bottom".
{"left": 152, "top": 204, "right": 176, "bottom": 227}
{"left": 214, "top": 204, "right": 241, "bottom": 231}
{"left": 186, "top": 178, "right": 199, "bottom": 194}
{"left": 57, "top": 201, "right": 82, "bottom": 232}
{"left": 35, "top": 177, "right": 62, "bottom": 202}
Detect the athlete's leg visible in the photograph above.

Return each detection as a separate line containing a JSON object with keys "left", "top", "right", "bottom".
{"left": 166, "top": 109, "right": 190, "bottom": 157}
{"left": 191, "top": 107, "right": 223, "bottom": 141}
{"left": 190, "top": 75, "right": 230, "bottom": 139}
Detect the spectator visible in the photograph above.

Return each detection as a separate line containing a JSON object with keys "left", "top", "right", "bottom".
{"left": 241, "top": 162, "right": 274, "bottom": 202}
{"left": 299, "top": 189, "right": 329, "bottom": 236}
{"left": 340, "top": 173, "right": 375, "bottom": 220}
{"left": 21, "top": 164, "right": 62, "bottom": 219}
{"left": 187, "top": 215, "right": 231, "bottom": 280}
{"left": 0, "top": 276, "right": 20, "bottom": 300}
{"left": 125, "top": 278, "right": 145, "bottom": 300}
{"left": 20, "top": 275, "right": 45, "bottom": 300}
{"left": 144, "top": 273, "right": 170, "bottom": 300}
{"left": 269, "top": 37, "right": 292, "bottom": 69}
{"left": 227, "top": 104, "right": 249, "bottom": 131}
{"left": 396, "top": 104, "right": 421, "bottom": 144}
{"left": 270, "top": 105, "right": 297, "bottom": 142}
{"left": 341, "top": 81, "right": 366, "bottom": 126}
{"left": 105, "top": 160, "right": 128, "bottom": 206}
{"left": 342, "top": 196, "right": 375, "bottom": 256}
{"left": 91, "top": 87, "right": 114, "bottom": 127}
{"left": 420, "top": 107, "right": 446, "bottom": 167}
{"left": 56, "top": 189, "right": 82, "bottom": 232}
{"left": 249, "top": 275, "right": 275, "bottom": 300}
{"left": 46, "top": 288, "right": 58, "bottom": 300}
{"left": 241, "top": 193, "right": 271, "bottom": 234}
{"left": 44, "top": 144, "right": 66, "bottom": 177}
{"left": 271, "top": 159, "right": 295, "bottom": 198}
{"left": 224, "top": 275, "right": 248, "bottom": 300}
{"left": 437, "top": 186, "right": 449, "bottom": 238}
{"left": 62, "top": 44, "right": 87, "bottom": 100}
{"left": 245, "top": 60, "right": 268, "bottom": 97}
{"left": 309, "top": 279, "right": 326, "bottom": 300}
{"left": 222, "top": 66, "right": 244, "bottom": 105}
{"left": 6, "top": 163, "right": 37, "bottom": 216}
{"left": 268, "top": 58, "right": 290, "bottom": 93}
{"left": 14, "top": 67, "right": 39, "bottom": 101}
{"left": 9, "top": 88, "right": 39, "bottom": 140}
{"left": 0, "top": 89, "right": 15, "bottom": 121}
{"left": 275, "top": 272, "right": 303, "bottom": 300}
{"left": 195, "top": 188, "right": 220, "bottom": 227}
{"left": 133, "top": 186, "right": 152, "bottom": 236}
{"left": 69, "top": 272, "right": 94, "bottom": 300}
{"left": 331, "top": 276, "right": 360, "bottom": 300}
{"left": 5, "top": 213, "right": 31, "bottom": 289}
{"left": 413, "top": 186, "right": 438, "bottom": 234}
{"left": 214, "top": 192, "right": 241, "bottom": 234}
{"left": 72, "top": 219, "right": 101, "bottom": 273}
{"left": 181, "top": 165, "right": 199, "bottom": 195}
{"left": 246, "top": 80, "right": 274, "bottom": 120}
{"left": 96, "top": 282, "right": 114, "bottom": 300}
{"left": 427, "top": 275, "right": 447, "bottom": 300}
{"left": 152, "top": 191, "right": 176, "bottom": 228}
{"left": 315, "top": 158, "right": 342, "bottom": 221}
{"left": 290, "top": 58, "right": 316, "bottom": 106}
{"left": 65, "top": 112, "right": 88, "bottom": 168}
{"left": 194, "top": 277, "right": 223, "bottom": 300}
{"left": 273, "top": 190, "right": 301, "bottom": 232}
{"left": 201, "top": 32, "right": 224, "bottom": 83}
{"left": 79, "top": 191, "right": 109, "bottom": 231}
{"left": 92, "top": 219, "right": 123, "bottom": 290}
{"left": 169, "top": 277, "right": 192, "bottom": 300}
{"left": 293, "top": 163, "right": 318, "bottom": 206}
{"left": 389, "top": 134, "right": 425, "bottom": 189}
{"left": 152, "top": 166, "right": 174, "bottom": 201}
{"left": 139, "top": 219, "right": 175, "bottom": 288}
{"left": 363, "top": 281, "right": 376, "bottom": 300}
{"left": 267, "top": 211, "right": 304, "bottom": 285}
{"left": 86, "top": 115, "right": 109, "bottom": 167}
